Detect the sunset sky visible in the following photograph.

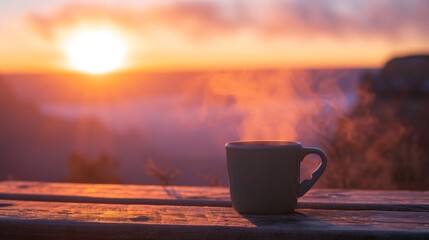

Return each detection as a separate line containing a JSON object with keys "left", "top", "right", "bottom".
{"left": 1, "top": 0, "right": 428, "bottom": 73}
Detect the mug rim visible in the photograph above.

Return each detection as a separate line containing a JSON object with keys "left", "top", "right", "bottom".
{"left": 225, "top": 140, "right": 301, "bottom": 149}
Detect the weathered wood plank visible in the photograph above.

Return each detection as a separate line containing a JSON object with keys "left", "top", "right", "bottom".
{"left": 0, "top": 181, "right": 229, "bottom": 200}
{"left": 2, "top": 220, "right": 427, "bottom": 240}
{"left": 1, "top": 181, "right": 428, "bottom": 211}
{"left": 0, "top": 193, "right": 231, "bottom": 207}
{"left": 0, "top": 200, "right": 428, "bottom": 240}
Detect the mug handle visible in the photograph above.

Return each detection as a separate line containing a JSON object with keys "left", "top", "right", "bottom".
{"left": 298, "top": 147, "right": 328, "bottom": 197}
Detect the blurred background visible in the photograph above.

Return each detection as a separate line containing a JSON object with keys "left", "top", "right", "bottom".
{"left": 0, "top": 0, "right": 428, "bottom": 189}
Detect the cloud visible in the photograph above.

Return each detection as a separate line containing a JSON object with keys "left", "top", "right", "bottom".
{"left": 258, "top": 0, "right": 429, "bottom": 39}
{"left": 26, "top": 0, "right": 429, "bottom": 42}
{"left": 26, "top": 2, "right": 243, "bottom": 41}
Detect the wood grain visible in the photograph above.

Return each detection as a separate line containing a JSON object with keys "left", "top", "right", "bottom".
{"left": 1, "top": 181, "right": 429, "bottom": 239}
{"left": 0, "top": 200, "right": 428, "bottom": 240}
{"left": 0, "top": 181, "right": 229, "bottom": 200}
{"left": 1, "top": 181, "right": 428, "bottom": 211}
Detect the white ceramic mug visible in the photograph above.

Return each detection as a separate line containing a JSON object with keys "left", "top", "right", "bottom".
{"left": 226, "top": 141, "right": 327, "bottom": 214}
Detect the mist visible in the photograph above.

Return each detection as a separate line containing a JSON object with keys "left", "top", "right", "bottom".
{"left": 1, "top": 56, "right": 428, "bottom": 190}
{"left": 1, "top": 69, "right": 361, "bottom": 185}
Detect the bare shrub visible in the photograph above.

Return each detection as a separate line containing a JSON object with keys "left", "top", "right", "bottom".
{"left": 144, "top": 158, "right": 181, "bottom": 185}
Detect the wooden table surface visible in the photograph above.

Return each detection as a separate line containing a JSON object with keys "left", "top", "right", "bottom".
{"left": 0, "top": 181, "right": 428, "bottom": 239}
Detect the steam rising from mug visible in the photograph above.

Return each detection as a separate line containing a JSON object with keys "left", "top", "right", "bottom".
{"left": 208, "top": 71, "right": 349, "bottom": 140}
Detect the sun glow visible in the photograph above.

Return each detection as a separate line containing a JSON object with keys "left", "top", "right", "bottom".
{"left": 65, "top": 29, "right": 127, "bottom": 74}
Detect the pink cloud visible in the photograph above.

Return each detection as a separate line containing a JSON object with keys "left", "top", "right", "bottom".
{"left": 259, "top": 0, "right": 429, "bottom": 39}
{"left": 26, "top": 0, "right": 429, "bottom": 41}
{"left": 26, "top": 2, "right": 242, "bottom": 41}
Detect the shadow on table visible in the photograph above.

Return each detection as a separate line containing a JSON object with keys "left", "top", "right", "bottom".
{"left": 163, "top": 186, "right": 184, "bottom": 199}
{"left": 241, "top": 211, "right": 331, "bottom": 229}
{"left": 0, "top": 203, "right": 14, "bottom": 208}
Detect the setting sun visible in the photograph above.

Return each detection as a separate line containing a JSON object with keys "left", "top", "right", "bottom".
{"left": 65, "top": 29, "right": 127, "bottom": 74}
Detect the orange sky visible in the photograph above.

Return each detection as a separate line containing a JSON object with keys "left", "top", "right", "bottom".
{"left": 1, "top": 0, "right": 428, "bottom": 73}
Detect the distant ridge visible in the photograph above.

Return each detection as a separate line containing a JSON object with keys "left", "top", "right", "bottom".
{"left": 373, "top": 54, "right": 429, "bottom": 97}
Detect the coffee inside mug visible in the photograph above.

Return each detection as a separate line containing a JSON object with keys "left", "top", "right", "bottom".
{"left": 226, "top": 141, "right": 300, "bottom": 147}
